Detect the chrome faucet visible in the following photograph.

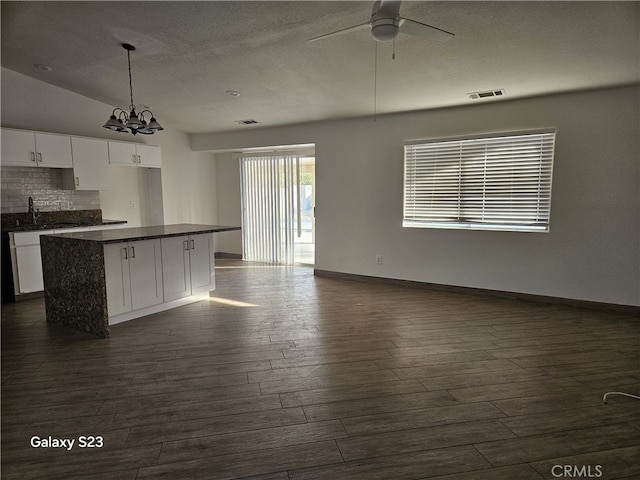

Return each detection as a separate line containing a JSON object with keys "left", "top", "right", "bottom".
{"left": 28, "top": 196, "right": 39, "bottom": 224}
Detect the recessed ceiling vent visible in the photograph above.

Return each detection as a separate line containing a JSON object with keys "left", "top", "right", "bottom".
{"left": 468, "top": 89, "right": 506, "bottom": 100}
{"left": 235, "top": 119, "right": 260, "bottom": 125}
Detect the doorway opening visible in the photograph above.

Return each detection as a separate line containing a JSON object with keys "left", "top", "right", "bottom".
{"left": 294, "top": 155, "right": 315, "bottom": 265}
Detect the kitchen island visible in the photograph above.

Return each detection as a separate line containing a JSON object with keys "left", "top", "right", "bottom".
{"left": 40, "top": 224, "right": 240, "bottom": 338}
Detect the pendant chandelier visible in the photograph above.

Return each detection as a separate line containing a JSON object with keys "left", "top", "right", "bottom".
{"left": 103, "top": 43, "right": 163, "bottom": 135}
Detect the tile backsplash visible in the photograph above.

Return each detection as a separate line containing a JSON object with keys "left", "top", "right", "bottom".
{"left": 0, "top": 166, "right": 100, "bottom": 213}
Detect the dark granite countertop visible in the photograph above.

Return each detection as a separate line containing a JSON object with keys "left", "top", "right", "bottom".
{"left": 1, "top": 209, "right": 124, "bottom": 233}
{"left": 3, "top": 219, "right": 127, "bottom": 233}
{"left": 44, "top": 223, "right": 241, "bottom": 244}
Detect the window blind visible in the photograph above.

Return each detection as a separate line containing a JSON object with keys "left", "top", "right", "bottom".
{"left": 403, "top": 130, "right": 555, "bottom": 232}
{"left": 240, "top": 154, "right": 298, "bottom": 265}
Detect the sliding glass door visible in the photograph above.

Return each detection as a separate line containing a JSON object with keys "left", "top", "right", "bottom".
{"left": 240, "top": 151, "right": 314, "bottom": 265}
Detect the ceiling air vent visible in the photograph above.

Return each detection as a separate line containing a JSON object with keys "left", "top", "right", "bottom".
{"left": 235, "top": 119, "right": 259, "bottom": 125}
{"left": 468, "top": 89, "right": 506, "bottom": 100}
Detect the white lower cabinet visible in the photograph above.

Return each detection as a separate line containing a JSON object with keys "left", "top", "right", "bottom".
{"left": 104, "top": 239, "right": 163, "bottom": 317}
{"left": 15, "top": 245, "right": 45, "bottom": 293}
{"left": 189, "top": 233, "right": 215, "bottom": 293}
{"left": 11, "top": 230, "right": 54, "bottom": 294}
{"left": 12, "top": 226, "right": 115, "bottom": 295}
{"left": 161, "top": 233, "right": 215, "bottom": 302}
{"left": 104, "top": 243, "right": 131, "bottom": 316}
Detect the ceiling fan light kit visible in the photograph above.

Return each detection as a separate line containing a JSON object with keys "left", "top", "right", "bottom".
{"left": 371, "top": 17, "right": 399, "bottom": 42}
{"left": 103, "top": 43, "right": 163, "bottom": 136}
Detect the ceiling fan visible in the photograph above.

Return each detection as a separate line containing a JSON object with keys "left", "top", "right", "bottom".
{"left": 309, "top": 0, "right": 454, "bottom": 44}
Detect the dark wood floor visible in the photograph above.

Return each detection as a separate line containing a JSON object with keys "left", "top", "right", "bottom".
{"left": 2, "top": 259, "right": 639, "bottom": 480}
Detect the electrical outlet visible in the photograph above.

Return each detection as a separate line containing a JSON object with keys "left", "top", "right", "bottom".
{"left": 130, "top": 201, "right": 136, "bottom": 209}
{"left": 375, "top": 255, "right": 383, "bottom": 265}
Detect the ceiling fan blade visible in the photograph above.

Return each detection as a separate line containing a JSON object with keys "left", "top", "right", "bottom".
{"left": 308, "top": 22, "right": 370, "bottom": 42}
{"left": 398, "top": 17, "right": 454, "bottom": 42}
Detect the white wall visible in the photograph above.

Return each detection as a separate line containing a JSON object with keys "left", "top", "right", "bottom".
{"left": 214, "top": 152, "right": 242, "bottom": 255}
{"left": 98, "top": 166, "right": 147, "bottom": 227}
{"left": 1, "top": 68, "right": 218, "bottom": 228}
{"left": 192, "top": 86, "right": 640, "bottom": 307}
{"left": 6, "top": 66, "right": 635, "bottom": 305}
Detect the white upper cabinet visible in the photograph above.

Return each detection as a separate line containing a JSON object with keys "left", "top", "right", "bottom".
{"left": 135, "top": 144, "right": 161, "bottom": 167}
{"left": 35, "top": 133, "right": 74, "bottom": 167}
{"left": 62, "top": 137, "right": 110, "bottom": 190}
{"left": 1, "top": 128, "right": 73, "bottom": 168}
{"left": 1, "top": 128, "right": 161, "bottom": 173}
{"left": 107, "top": 141, "right": 137, "bottom": 167}
{"left": 1, "top": 129, "right": 35, "bottom": 166}
{"left": 108, "top": 141, "right": 161, "bottom": 168}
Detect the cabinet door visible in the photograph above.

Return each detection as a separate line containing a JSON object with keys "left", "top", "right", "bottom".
{"left": 136, "top": 144, "right": 162, "bottom": 167}
{"left": 1, "top": 129, "right": 37, "bottom": 166}
{"left": 128, "top": 239, "right": 163, "bottom": 310}
{"left": 69, "top": 137, "right": 110, "bottom": 190}
{"left": 189, "top": 233, "right": 215, "bottom": 294}
{"left": 34, "top": 133, "right": 73, "bottom": 168}
{"left": 12, "top": 229, "right": 54, "bottom": 294}
{"left": 108, "top": 141, "right": 138, "bottom": 167}
{"left": 15, "top": 245, "right": 44, "bottom": 293}
{"left": 161, "top": 235, "right": 191, "bottom": 302}
{"left": 104, "top": 243, "right": 132, "bottom": 316}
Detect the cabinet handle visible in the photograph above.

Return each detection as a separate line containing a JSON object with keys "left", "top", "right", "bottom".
{"left": 37, "top": 152, "right": 43, "bottom": 163}
{"left": 184, "top": 240, "right": 189, "bottom": 251}
{"left": 132, "top": 154, "right": 137, "bottom": 164}
{"left": 130, "top": 246, "right": 135, "bottom": 259}
{"left": 137, "top": 155, "right": 142, "bottom": 164}
{"left": 190, "top": 239, "right": 195, "bottom": 250}
{"left": 75, "top": 177, "right": 80, "bottom": 187}
{"left": 122, "top": 247, "right": 128, "bottom": 260}
{"left": 31, "top": 152, "right": 36, "bottom": 162}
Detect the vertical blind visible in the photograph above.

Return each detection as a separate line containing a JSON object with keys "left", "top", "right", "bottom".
{"left": 403, "top": 130, "right": 555, "bottom": 232}
{"left": 240, "top": 154, "right": 298, "bottom": 265}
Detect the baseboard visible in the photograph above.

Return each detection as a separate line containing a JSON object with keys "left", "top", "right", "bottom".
{"left": 313, "top": 269, "right": 640, "bottom": 315}
{"left": 215, "top": 252, "right": 243, "bottom": 259}
{"left": 14, "top": 291, "right": 44, "bottom": 302}
{"left": 109, "top": 292, "right": 211, "bottom": 326}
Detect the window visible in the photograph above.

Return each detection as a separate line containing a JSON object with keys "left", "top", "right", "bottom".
{"left": 403, "top": 130, "right": 555, "bottom": 232}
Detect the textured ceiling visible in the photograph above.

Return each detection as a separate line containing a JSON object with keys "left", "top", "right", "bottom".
{"left": 1, "top": 1, "right": 638, "bottom": 134}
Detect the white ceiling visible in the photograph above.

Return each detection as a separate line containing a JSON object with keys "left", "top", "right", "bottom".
{"left": 1, "top": 1, "right": 638, "bottom": 134}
